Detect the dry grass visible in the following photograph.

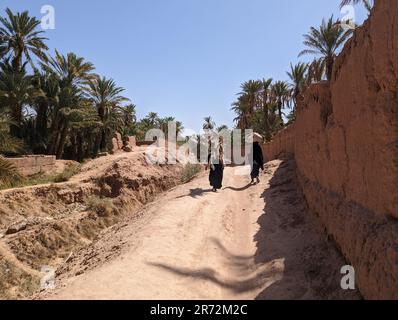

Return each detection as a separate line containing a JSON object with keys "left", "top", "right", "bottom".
{"left": 0, "top": 258, "right": 40, "bottom": 300}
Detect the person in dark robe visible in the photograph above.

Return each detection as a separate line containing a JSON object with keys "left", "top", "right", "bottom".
{"left": 250, "top": 141, "right": 264, "bottom": 184}
{"left": 206, "top": 138, "right": 224, "bottom": 192}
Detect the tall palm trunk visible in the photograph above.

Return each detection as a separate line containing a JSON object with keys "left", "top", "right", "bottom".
{"left": 326, "top": 55, "right": 334, "bottom": 81}
{"left": 10, "top": 101, "right": 22, "bottom": 138}
{"left": 12, "top": 50, "right": 23, "bottom": 73}
{"left": 263, "top": 106, "right": 271, "bottom": 142}
{"left": 77, "top": 133, "right": 84, "bottom": 162}
{"left": 277, "top": 102, "right": 283, "bottom": 122}
{"left": 56, "top": 126, "right": 68, "bottom": 159}
{"left": 48, "top": 117, "right": 62, "bottom": 155}
{"left": 100, "top": 129, "right": 107, "bottom": 152}
{"left": 36, "top": 101, "right": 48, "bottom": 140}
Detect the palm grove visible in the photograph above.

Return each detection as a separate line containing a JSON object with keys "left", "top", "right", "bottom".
{"left": 231, "top": 0, "right": 372, "bottom": 141}
{"left": 0, "top": 8, "right": 184, "bottom": 182}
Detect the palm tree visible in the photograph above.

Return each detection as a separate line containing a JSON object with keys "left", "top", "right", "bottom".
{"left": 203, "top": 116, "right": 215, "bottom": 131}
{"left": 31, "top": 71, "right": 60, "bottom": 150}
{"left": 175, "top": 121, "right": 184, "bottom": 138}
{"left": 0, "top": 8, "right": 48, "bottom": 71}
{"left": 0, "top": 111, "right": 23, "bottom": 187}
{"left": 87, "top": 76, "right": 128, "bottom": 151}
{"left": 0, "top": 59, "right": 37, "bottom": 137}
{"left": 158, "top": 116, "right": 175, "bottom": 136}
{"left": 41, "top": 51, "right": 95, "bottom": 157}
{"left": 122, "top": 104, "right": 137, "bottom": 126}
{"left": 287, "top": 62, "right": 308, "bottom": 108}
{"left": 239, "top": 80, "right": 262, "bottom": 116}
{"left": 119, "top": 104, "right": 137, "bottom": 137}
{"left": 271, "top": 81, "right": 290, "bottom": 124}
{"left": 66, "top": 100, "right": 102, "bottom": 161}
{"left": 259, "top": 78, "right": 273, "bottom": 141}
{"left": 231, "top": 99, "right": 250, "bottom": 130}
{"left": 299, "top": 16, "right": 352, "bottom": 80}
{"left": 306, "top": 58, "right": 326, "bottom": 85}
{"left": 41, "top": 50, "right": 95, "bottom": 86}
{"left": 340, "top": 0, "right": 373, "bottom": 12}
{"left": 147, "top": 112, "right": 159, "bottom": 127}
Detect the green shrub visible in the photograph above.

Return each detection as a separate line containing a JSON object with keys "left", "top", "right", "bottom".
{"left": 181, "top": 163, "right": 202, "bottom": 183}
{"left": 52, "top": 163, "right": 81, "bottom": 183}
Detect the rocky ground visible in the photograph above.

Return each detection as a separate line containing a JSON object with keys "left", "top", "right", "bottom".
{"left": 0, "top": 148, "right": 184, "bottom": 299}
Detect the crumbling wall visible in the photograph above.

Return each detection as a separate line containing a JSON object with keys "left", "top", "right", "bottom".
{"left": 112, "top": 133, "right": 137, "bottom": 153}
{"left": 262, "top": 0, "right": 398, "bottom": 299}
{"left": 7, "top": 156, "right": 56, "bottom": 176}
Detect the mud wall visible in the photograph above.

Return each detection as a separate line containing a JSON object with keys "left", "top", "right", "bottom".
{"left": 262, "top": 0, "right": 398, "bottom": 299}
{"left": 8, "top": 155, "right": 56, "bottom": 176}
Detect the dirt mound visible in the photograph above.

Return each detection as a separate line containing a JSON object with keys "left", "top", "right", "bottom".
{"left": 0, "top": 149, "right": 184, "bottom": 299}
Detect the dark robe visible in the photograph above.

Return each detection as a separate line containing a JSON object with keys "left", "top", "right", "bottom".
{"left": 208, "top": 154, "right": 224, "bottom": 189}
{"left": 250, "top": 142, "right": 264, "bottom": 180}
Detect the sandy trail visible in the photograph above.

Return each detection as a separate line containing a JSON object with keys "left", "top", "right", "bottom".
{"left": 42, "top": 158, "right": 360, "bottom": 300}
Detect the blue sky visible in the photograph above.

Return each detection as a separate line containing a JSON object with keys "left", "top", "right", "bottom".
{"left": 1, "top": 0, "right": 368, "bottom": 133}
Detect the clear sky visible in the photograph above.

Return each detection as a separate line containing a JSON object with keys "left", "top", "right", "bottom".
{"left": 1, "top": 0, "right": 368, "bottom": 133}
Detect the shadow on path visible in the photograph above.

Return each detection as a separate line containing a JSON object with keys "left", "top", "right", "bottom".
{"left": 224, "top": 183, "right": 254, "bottom": 192}
{"left": 253, "top": 157, "right": 361, "bottom": 300}
{"left": 176, "top": 188, "right": 214, "bottom": 199}
{"left": 147, "top": 236, "right": 280, "bottom": 295}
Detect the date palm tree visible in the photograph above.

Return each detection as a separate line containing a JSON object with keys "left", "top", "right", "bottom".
{"left": 239, "top": 80, "right": 262, "bottom": 116}
{"left": 231, "top": 98, "right": 250, "bottom": 130}
{"left": 0, "top": 8, "right": 48, "bottom": 71}
{"left": 217, "top": 125, "right": 228, "bottom": 132}
{"left": 306, "top": 58, "right": 326, "bottom": 85}
{"left": 271, "top": 81, "right": 290, "bottom": 124}
{"left": 41, "top": 51, "right": 96, "bottom": 157}
{"left": 260, "top": 78, "right": 273, "bottom": 141}
{"left": 299, "top": 16, "right": 352, "bottom": 81}
{"left": 86, "top": 77, "right": 128, "bottom": 151}
{"left": 41, "top": 50, "right": 95, "bottom": 86}
{"left": 31, "top": 71, "right": 60, "bottom": 151}
{"left": 287, "top": 62, "right": 308, "bottom": 108}
{"left": 0, "top": 59, "right": 37, "bottom": 137}
{"left": 0, "top": 111, "right": 23, "bottom": 187}
{"left": 203, "top": 116, "right": 215, "bottom": 131}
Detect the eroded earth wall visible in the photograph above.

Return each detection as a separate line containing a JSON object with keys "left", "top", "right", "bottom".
{"left": 262, "top": 0, "right": 398, "bottom": 299}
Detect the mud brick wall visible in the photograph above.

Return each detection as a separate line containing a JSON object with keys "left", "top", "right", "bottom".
{"left": 262, "top": 0, "right": 398, "bottom": 299}
{"left": 8, "top": 155, "right": 56, "bottom": 176}
{"left": 126, "top": 136, "right": 136, "bottom": 149}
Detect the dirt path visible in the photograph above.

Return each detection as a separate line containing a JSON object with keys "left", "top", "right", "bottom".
{"left": 41, "top": 158, "right": 360, "bottom": 300}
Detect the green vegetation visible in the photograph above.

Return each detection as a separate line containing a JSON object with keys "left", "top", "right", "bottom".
{"left": 0, "top": 8, "right": 184, "bottom": 163}
{"left": 0, "top": 7, "right": 184, "bottom": 186}
{"left": 231, "top": 3, "right": 364, "bottom": 141}
{"left": 181, "top": 163, "right": 202, "bottom": 184}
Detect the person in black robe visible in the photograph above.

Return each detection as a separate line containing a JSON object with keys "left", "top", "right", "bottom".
{"left": 250, "top": 141, "right": 264, "bottom": 184}
{"left": 206, "top": 140, "right": 224, "bottom": 192}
